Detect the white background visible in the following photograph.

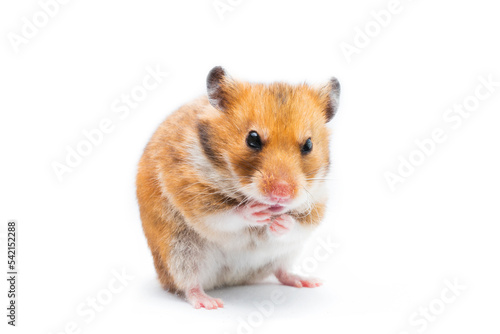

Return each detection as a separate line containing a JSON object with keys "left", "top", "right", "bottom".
{"left": 1, "top": 0, "right": 499, "bottom": 333}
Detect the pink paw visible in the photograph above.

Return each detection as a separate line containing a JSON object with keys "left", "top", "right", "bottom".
{"left": 237, "top": 201, "right": 272, "bottom": 224}
{"left": 275, "top": 270, "right": 323, "bottom": 288}
{"left": 186, "top": 287, "right": 224, "bottom": 310}
{"left": 269, "top": 214, "right": 294, "bottom": 236}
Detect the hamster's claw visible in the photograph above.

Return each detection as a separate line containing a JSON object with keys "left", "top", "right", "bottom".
{"left": 186, "top": 286, "right": 224, "bottom": 310}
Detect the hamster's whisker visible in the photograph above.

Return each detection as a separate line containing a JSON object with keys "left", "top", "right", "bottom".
{"left": 304, "top": 167, "right": 324, "bottom": 177}
{"left": 168, "top": 175, "right": 256, "bottom": 209}
{"left": 182, "top": 183, "right": 251, "bottom": 206}
{"left": 300, "top": 186, "right": 315, "bottom": 215}
{"left": 174, "top": 181, "right": 205, "bottom": 193}
{"left": 302, "top": 186, "right": 315, "bottom": 200}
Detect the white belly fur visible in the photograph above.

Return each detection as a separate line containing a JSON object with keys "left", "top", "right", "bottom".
{"left": 198, "top": 218, "right": 315, "bottom": 290}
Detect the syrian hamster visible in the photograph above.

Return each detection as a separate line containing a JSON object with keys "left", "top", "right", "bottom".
{"left": 136, "top": 66, "right": 340, "bottom": 309}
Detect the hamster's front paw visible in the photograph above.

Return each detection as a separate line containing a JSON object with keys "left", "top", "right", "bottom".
{"left": 236, "top": 201, "right": 272, "bottom": 224}
{"left": 269, "top": 214, "right": 294, "bottom": 236}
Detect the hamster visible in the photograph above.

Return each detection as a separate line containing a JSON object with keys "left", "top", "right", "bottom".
{"left": 136, "top": 66, "right": 340, "bottom": 309}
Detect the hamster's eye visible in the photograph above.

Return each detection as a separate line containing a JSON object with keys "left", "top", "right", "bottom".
{"left": 301, "top": 138, "right": 313, "bottom": 155}
{"left": 246, "top": 131, "right": 262, "bottom": 150}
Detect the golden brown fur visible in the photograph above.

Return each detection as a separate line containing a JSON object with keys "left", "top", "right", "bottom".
{"left": 136, "top": 67, "right": 340, "bottom": 304}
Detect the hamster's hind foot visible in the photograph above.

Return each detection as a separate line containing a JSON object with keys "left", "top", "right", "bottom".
{"left": 275, "top": 269, "right": 323, "bottom": 288}
{"left": 186, "top": 285, "right": 224, "bottom": 310}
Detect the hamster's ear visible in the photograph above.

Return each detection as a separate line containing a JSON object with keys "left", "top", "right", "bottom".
{"left": 206, "top": 66, "right": 236, "bottom": 112}
{"left": 320, "top": 77, "right": 341, "bottom": 122}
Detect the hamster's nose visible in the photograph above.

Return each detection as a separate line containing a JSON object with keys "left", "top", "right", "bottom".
{"left": 268, "top": 180, "right": 294, "bottom": 203}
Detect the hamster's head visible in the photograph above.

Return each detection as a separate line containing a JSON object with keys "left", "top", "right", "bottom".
{"left": 201, "top": 66, "right": 340, "bottom": 213}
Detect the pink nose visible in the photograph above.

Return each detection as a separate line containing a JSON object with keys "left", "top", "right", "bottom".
{"left": 268, "top": 181, "right": 293, "bottom": 202}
